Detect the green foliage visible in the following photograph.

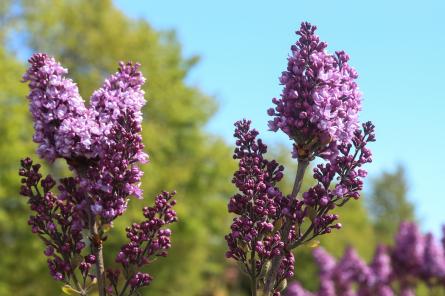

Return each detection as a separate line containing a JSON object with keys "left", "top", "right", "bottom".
{"left": 367, "top": 165, "right": 415, "bottom": 244}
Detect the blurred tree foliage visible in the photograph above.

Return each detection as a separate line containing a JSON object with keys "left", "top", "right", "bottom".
{"left": 0, "top": 0, "right": 406, "bottom": 295}
{"left": 367, "top": 165, "right": 415, "bottom": 244}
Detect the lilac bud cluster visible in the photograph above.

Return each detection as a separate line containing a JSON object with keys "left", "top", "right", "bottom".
{"left": 225, "top": 120, "right": 374, "bottom": 295}
{"left": 286, "top": 222, "right": 445, "bottom": 296}
{"left": 106, "top": 191, "right": 177, "bottom": 295}
{"left": 297, "top": 122, "right": 374, "bottom": 236}
{"left": 225, "top": 120, "right": 292, "bottom": 294}
{"left": 19, "top": 158, "right": 87, "bottom": 283}
{"left": 268, "top": 22, "right": 361, "bottom": 160}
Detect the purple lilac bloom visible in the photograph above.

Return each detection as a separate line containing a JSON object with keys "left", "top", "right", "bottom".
{"left": 19, "top": 158, "right": 86, "bottom": 282}
{"left": 226, "top": 22, "right": 375, "bottom": 296}
{"left": 299, "top": 122, "right": 375, "bottom": 236}
{"left": 290, "top": 225, "right": 445, "bottom": 296}
{"left": 333, "top": 247, "right": 372, "bottom": 294}
{"left": 23, "top": 54, "right": 148, "bottom": 222}
{"left": 111, "top": 191, "right": 177, "bottom": 294}
{"left": 79, "top": 111, "right": 147, "bottom": 222}
{"left": 22, "top": 53, "right": 97, "bottom": 161}
{"left": 421, "top": 232, "right": 445, "bottom": 282}
{"left": 268, "top": 22, "right": 361, "bottom": 160}
{"left": 392, "top": 222, "right": 425, "bottom": 279}
{"left": 312, "top": 247, "right": 336, "bottom": 296}
{"left": 90, "top": 61, "right": 147, "bottom": 147}
{"left": 370, "top": 246, "right": 392, "bottom": 284}
{"left": 225, "top": 120, "right": 291, "bottom": 294}
{"left": 20, "top": 54, "right": 171, "bottom": 295}
{"left": 357, "top": 246, "right": 393, "bottom": 296}
{"left": 285, "top": 282, "right": 314, "bottom": 296}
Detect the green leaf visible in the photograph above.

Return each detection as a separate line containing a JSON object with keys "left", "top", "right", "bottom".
{"left": 61, "top": 285, "right": 78, "bottom": 295}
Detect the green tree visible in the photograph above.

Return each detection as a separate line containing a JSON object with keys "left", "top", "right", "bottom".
{"left": 367, "top": 165, "right": 415, "bottom": 244}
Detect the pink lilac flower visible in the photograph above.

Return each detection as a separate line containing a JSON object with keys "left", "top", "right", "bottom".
{"left": 22, "top": 53, "right": 95, "bottom": 161}
{"left": 268, "top": 22, "right": 361, "bottom": 160}
{"left": 285, "top": 282, "right": 314, "bottom": 296}
{"left": 23, "top": 53, "right": 148, "bottom": 222}
{"left": 421, "top": 232, "right": 445, "bottom": 282}
{"left": 392, "top": 222, "right": 425, "bottom": 279}
{"left": 333, "top": 247, "right": 372, "bottom": 293}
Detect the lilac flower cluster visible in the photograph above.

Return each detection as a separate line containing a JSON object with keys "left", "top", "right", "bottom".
{"left": 226, "top": 22, "right": 374, "bottom": 296}
{"left": 225, "top": 120, "right": 374, "bottom": 294}
{"left": 268, "top": 22, "right": 361, "bottom": 160}
{"left": 107, "top": 191, "right": 177, "bottom": 295}
{"left": 225, "top": 120, "right": 293, "bottom": 294}
{"left": 19, "top": 158, "right": 86, "bottom": 283}
{"left": 393, "top": 222, "right": 445, "bottom": 289}
{"left": 23, "top": 54, "right": 148, "bottom": 222}
{"left": 297, "top": 122, "right": 374, "bottom": 237}
{"left": 20, "top": 53, "right": 173, "bottom": 296}
{"left": 286, "top": 222, "right": 445, "bottom": 296}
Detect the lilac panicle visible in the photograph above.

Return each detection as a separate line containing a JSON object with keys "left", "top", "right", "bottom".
{"left": 334, "top": 247, "right": 372, "bottom": 290}
{"left": 392, "top": 222, "right": 425, "bottom": 278}
{"left": 285, "top": 282, "right": 314, "bottom": 296}
{"left": 356, "top": 246, "right": 394, "bottom": 296}
{"left": 110, "top": 191, "right": 177, "bottom": 294}
{"left": 225, "top": 119, "right": 292, "bottom": 294}
{"left": 312, "top": 247, "right": 336, "bottom": 296}
{"left": 268, "top": 22, "right": 361, "bottom": 160}
{"left": 19, "top": 158, "right": 86, "bottom": 282}
{"left": 20, "top": 53, "right": 172, "bottom": 294}
{"left": 90, "top": 61, "right": 147, "bottom": 148}
{"left": 22, "top": 53, "right": 98, "bottom": 161}
{"left": 370, "top": 245, "right": 392, "bottom": 284}
{"left": 313, "top": 246, "right": 336, "bottom": 275}
{"left": 299, "top": 121, "right": 375, "bottom": 236}
{"left": 23, "top": 54, "right": 148, "bottom": 222}
{"left": 226, "top": 22, "right": 374, "bottom": 296}
{"left": 421, "top": 232, "right": 445, "bottom": 282}
{"left": 290, "top": 223, "right": 445, "bottom": 296}
{"left": 80, "top": 110, "right": 147, "bottom": 222}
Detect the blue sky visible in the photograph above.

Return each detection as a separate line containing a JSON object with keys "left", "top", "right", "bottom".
{"left": 114, "top": 0, "right": 445, "bottom": 235}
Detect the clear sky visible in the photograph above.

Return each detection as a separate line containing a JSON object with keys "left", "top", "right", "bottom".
{"left": 114, "top": 0, "right": 445, "bottom": 235}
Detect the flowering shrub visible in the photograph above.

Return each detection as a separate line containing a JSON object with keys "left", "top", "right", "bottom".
{"left": 19, "top": 53, "right": 177, "bottom": 296}
{"left": 286, "top": 222, "right": 445, "bottom": 296}
{"left": 225, "top": 22, "right": 375, "bottom": 296}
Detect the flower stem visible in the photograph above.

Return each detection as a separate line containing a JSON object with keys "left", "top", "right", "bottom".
{"left": 251, "top": 247, "right": 257, "bottom": 296}
{"left": 90, "top": 218, "right": 106, "bottom": 296}
{"left": 262, "top": 159, "right": 309, "bottom": 295}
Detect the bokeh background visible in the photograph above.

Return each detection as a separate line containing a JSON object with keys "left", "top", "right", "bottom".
{"left": 0, "top": 0, "right": 444, "bottom": 295}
